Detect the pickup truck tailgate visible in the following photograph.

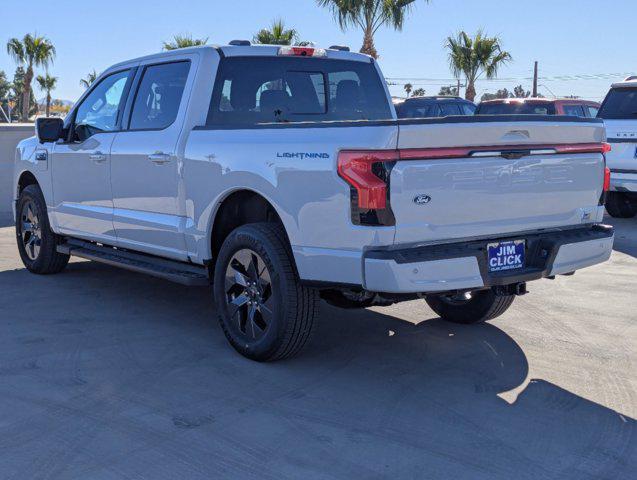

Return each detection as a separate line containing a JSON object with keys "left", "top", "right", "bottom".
{"left": 391, "top": 118, "right": 607, "bottom": 244}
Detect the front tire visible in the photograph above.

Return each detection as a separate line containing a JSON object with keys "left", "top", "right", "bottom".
{"left": 605, "top": 192, "right": 637, "bottom": 218}
{"left": 425, "top": 289, "right": 515, "bottom": 324}
{"left": 213, "top": 223, "right": 319, "bottom": 361}
{"left": 16, "top": 184, "right": 69, "bottom": 274}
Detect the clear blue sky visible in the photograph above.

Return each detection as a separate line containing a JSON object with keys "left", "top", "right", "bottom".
{"left": 4, "top": 0, "right": 635, "bottom": 103}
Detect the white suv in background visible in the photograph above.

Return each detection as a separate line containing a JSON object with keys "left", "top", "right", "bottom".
{"left": 598, "top": 76, "right": 637, "bottom": 218}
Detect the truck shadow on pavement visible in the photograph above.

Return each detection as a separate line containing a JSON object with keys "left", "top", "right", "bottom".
{"left": 0, "top": 261, "right": 634, "bottom": 479}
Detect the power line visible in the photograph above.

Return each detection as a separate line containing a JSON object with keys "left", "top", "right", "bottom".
{"left": 385, "top": 72, "right": 635, "bottom": 83}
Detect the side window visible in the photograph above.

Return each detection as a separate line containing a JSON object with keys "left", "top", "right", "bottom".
{"left": 73, "top": 69, "right": 131, "bottom": 139}
{"left": 562, "top": 105, "right": 584, "bottom": 117}
{"left": 401, "top": 105, "right": 434, "bottom": 118}
{"left": 586, "top": 106, "right": 599, "bottom": 118}
{"left": 440, "top": 103, "right": 461, "bottom": 116}
{"left": 461, "top": 103, "right": 476, "bottom": 115}
{"left": 129, "top": 61, "right": 190, "bottom": 130}
{"left": 430, "top": 104, "right": 442, "bottom": 117}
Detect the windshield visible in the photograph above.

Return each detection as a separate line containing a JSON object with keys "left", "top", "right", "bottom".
{"left": 598, "top": 88, "right": 637, "bottom": 119}
{"left": 477, "top": 102, "right": 556, "bottom": 115}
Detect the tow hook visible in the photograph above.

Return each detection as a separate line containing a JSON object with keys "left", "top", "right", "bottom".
{"left": 493, "top": 282, "right": 527, "bottom": 297}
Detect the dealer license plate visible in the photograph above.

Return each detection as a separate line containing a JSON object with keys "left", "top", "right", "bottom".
{"left": 487, "top": 240, "right": 525, "bottom": 273}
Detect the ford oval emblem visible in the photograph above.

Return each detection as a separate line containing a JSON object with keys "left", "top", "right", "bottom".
{"left": 413, "top": 194, "right": 431, "bottom": 205}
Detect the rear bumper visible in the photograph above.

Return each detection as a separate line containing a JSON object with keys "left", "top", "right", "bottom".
{"left": 363, "top": 225, "right": 614, "bottom": 293}
{"left": 610, "top": 169, "right": 637, "bottom": 193}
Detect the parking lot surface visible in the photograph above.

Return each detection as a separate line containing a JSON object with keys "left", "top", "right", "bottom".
{"left": 0, "top": 217, "right": 635, "bottom": 479}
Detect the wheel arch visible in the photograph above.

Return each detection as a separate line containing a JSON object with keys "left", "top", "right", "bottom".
{"left": 16, "top": 170, "right": 40, "bottom": 197}
{"left": 208, "top": 188, "right": 295, "bottom": 268}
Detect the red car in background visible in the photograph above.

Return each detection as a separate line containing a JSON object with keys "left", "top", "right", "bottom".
{"left": 476, "top": 98, "right": 600, "bottom": 117}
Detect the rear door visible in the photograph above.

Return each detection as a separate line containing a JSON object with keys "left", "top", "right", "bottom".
{"left": 391, "top": 119, "right": 606, "bottom": 244}
{"left": 110, "top": 57, "right": 194, "bottom": 260}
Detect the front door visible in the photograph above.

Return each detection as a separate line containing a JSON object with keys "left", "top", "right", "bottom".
{"left": 51, "top": 69, "right": 133, "bottom": 243}
{"left": 110, "top": 60, "right": 192, "bottom": 260}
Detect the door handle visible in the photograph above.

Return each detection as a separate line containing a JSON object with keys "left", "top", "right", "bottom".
{"left": 148, "top": 152, "right": 171, "bottom": 165}
{"left": 89, "top": 152, "right": 107, "bottom": 163}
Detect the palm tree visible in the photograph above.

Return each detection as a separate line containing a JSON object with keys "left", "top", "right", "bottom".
{"left": 412, "top": 87, "right": 425, "bottom": 97}
{"left": 6, "top": 33, "right": 56, "bottom": 121}
{"left": 404, "top": 83, "right": 413, "bottom": 97}
{"left": 162, "top": 34, "right": 208, "bottom": 51}
{"left": 316, "top": 0, "right": 425, "bottom": 58}
{"left": 80, "top": 70, "right": 98, "bottom": 89}
{"left": 36, "top": 73, "right": 57, "bottom": 117}
{"left": 253, "top": 19, "right": 299, "bottom": 45}
{"left": 445, "top": 30, "right": 512, "bottom": 102}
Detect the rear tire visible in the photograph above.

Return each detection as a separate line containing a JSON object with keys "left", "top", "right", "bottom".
{"left": 425, "top": 289, "right": 515, "bottom": 324}
{"left": 213, "top": 223, "right": 319, "bottom": 361}
{"left": 605, "top": 192, "right": 637, "bottom": 218}
{"left": 16, "top": 184, "right": 69, "bottom": 274}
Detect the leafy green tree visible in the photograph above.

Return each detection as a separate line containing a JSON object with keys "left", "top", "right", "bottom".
{"left": 50, "top": 98, "right": 71, "bottom": 116}
{"left": 10, "top": 67, "right": 37, "bottom": 121}
{"left": 317, "top": 0, "right": 426, "bottom": 59}
{"left": 513, "top": 84, "right": 530, "bottom": 98}
{"left": 0, "top": 70, "right": 10, "bottom": 122}
{"left": 438, "top": 85, "right": 458, "bottom": 96}
{"left": 6, "top": 33, "right": 56, "bottom": 121}
{"left": 162, "top": 34, "right": 208, "bottom": 50}
{"left": 80, "top": 70, "right": 98, "bottom": 89}
{"left": 412, "top": 87, "right": 426, "bottom": 97}
{"left": 445, "top": 30, "right": 512, "bottom": 102}
{"left": 253, "top": 19, "right": 299, "bottom": 45}
{"left": 480, "top": 88, "right": 512, "bottom": 102}
{"left": 36, "top": 73, "right": 57, "bottom": 117}
{"left": 404, "top": 83, "right": 413, "bottom": 97}
{"left": 480, "top": 85, "right": 534, "bottom": 102}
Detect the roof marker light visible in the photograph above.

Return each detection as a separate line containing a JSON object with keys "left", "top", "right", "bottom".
{"left": 278, "top": 46, "right": 327, "bottom": 57}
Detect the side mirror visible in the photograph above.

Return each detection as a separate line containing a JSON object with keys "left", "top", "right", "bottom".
{"left": 35, "top": 117, "right": 64, "bottom": 143}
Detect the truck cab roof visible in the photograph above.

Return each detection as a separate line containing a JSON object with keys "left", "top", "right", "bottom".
{"left": 108, "top": 44, "right": 372, "bottom": 72}
{"left": 610, "top": 78, "right": 637, "bottom": 89}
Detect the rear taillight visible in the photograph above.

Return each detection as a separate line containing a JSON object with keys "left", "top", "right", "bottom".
{"left": 338, "top": 150, "right": 397, "bottom": 226}
{"left": 603, "top": 167, "right": 611, "bottom": 192}
{"left": 602, "top": 142, "right": 612, "bottom": 154}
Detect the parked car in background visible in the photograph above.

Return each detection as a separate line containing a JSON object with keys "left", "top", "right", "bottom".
{"left": 476, "top": 98, "right": 600, "bottom": 117}
{"left": 394, "top": 96, "right": 476, "bottom": 118}
{"left": 597, "top": 76, "right": 637, "bottom": 218}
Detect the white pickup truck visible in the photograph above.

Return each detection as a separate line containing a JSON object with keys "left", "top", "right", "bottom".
{"left": 598, "top": 76, "right": 637, "bottom": 218}
{"left": 13, "top": 43, "right": 614, "bottom": 361}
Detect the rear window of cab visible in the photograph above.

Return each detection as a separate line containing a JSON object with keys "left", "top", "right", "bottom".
{"left": 206, "top": 57, "right": 392, "bottom": 125}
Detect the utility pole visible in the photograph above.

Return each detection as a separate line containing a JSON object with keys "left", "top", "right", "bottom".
{"left": 532, "top": 61, "right": 538, "bottom": 97}
{"left": 457, "top": 78, "right": 461, "bottom": 97}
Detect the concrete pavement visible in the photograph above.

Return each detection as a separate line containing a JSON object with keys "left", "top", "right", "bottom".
{"left": 0, "top": 217, "right": 635, "bottom": 479}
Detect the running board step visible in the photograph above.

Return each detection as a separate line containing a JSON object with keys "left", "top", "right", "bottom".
{"left": 57, "top": 239, "right": 210, "bottom": 286}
